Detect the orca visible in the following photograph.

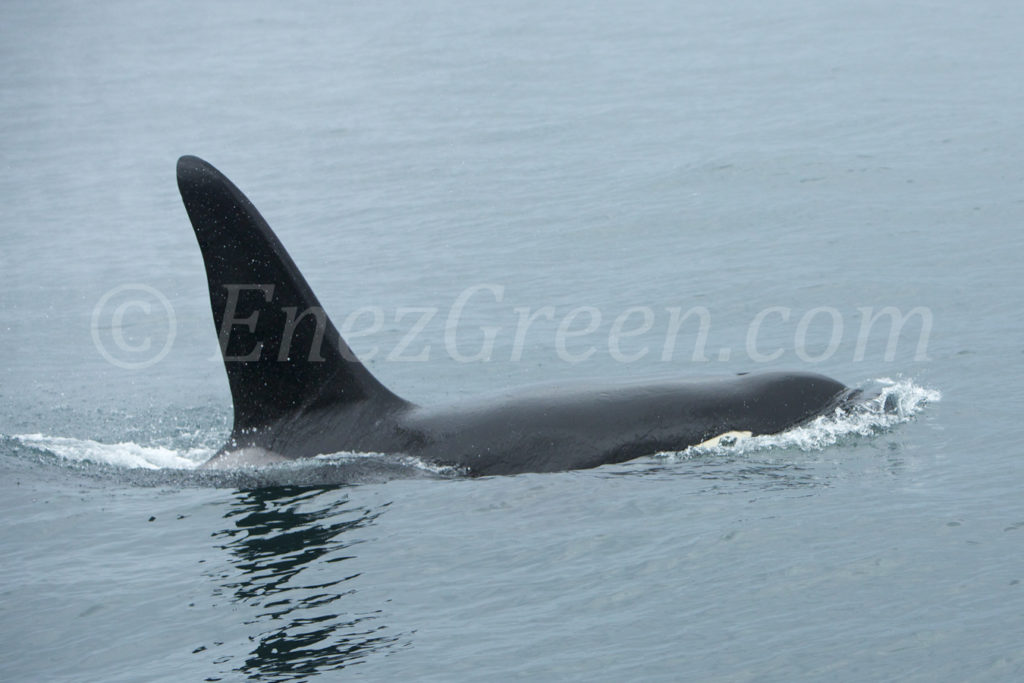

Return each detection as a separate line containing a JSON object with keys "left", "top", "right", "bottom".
{"left": 176, "top": 155, "right": 859, "bottom": 476}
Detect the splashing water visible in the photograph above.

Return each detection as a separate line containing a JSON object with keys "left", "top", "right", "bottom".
{"left": 314, "top": 452, "right": 468, "bottom": 478}
{"left": 13, "top": 434, "right": 211, "bottom": 469}
{"left": 679, "top": 377, "right": 941, "bottom": 458}
{"left": 7, "top": 432, "right": 460, "bottom": 486}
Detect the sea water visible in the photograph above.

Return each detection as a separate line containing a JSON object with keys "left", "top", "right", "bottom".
{"left": 1, "top": 0, "right": 1022, "bottom": 680}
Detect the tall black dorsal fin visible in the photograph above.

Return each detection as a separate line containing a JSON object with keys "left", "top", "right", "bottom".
{"left": 176, "top": 155, "right": 405, "bottom": 439}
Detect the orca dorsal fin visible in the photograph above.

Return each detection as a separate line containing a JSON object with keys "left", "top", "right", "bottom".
{"left": 176, "top": 155, "right": 405, "bottom": 440}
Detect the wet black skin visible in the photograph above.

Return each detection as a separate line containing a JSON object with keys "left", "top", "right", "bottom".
{"left": 176, "top": 155, "right": 853, "bottom": 476}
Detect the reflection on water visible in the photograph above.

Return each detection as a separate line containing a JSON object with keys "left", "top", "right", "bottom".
{"left": 210, "top": 486, "right": 397, "bottom": 680}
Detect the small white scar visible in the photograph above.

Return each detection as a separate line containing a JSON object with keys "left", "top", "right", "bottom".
{"left": 695, "top": 430, "right": 752, "bottom": 448}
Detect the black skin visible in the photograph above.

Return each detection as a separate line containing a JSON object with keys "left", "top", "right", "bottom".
{"left": 177, "top": 156, "right": 855, "bottom": 476}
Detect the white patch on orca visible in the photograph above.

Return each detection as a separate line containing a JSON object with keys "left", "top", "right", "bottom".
{"left": 695, "top": 431, "right": 753, "bottom": 449}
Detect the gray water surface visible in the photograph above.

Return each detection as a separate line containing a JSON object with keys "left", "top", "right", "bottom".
{"left": 2, "top": 1, "right": 1022, "bottom": 680}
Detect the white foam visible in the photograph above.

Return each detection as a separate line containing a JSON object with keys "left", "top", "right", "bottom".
{"left": 14, "top": 434, "right": 208, "bottom": 470}
{"left": 314, "top": 451, "right": 467, "bottom": 477}
{"left": 11, "top": 432, "right": 461, "bottom": 477}
{"left": 677, "top": 377, "right": 941, "bottom": 458}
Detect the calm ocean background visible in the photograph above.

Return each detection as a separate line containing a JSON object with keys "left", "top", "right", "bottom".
{"left": 2, "top": 0, "right": 1022, "bottom": 680}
